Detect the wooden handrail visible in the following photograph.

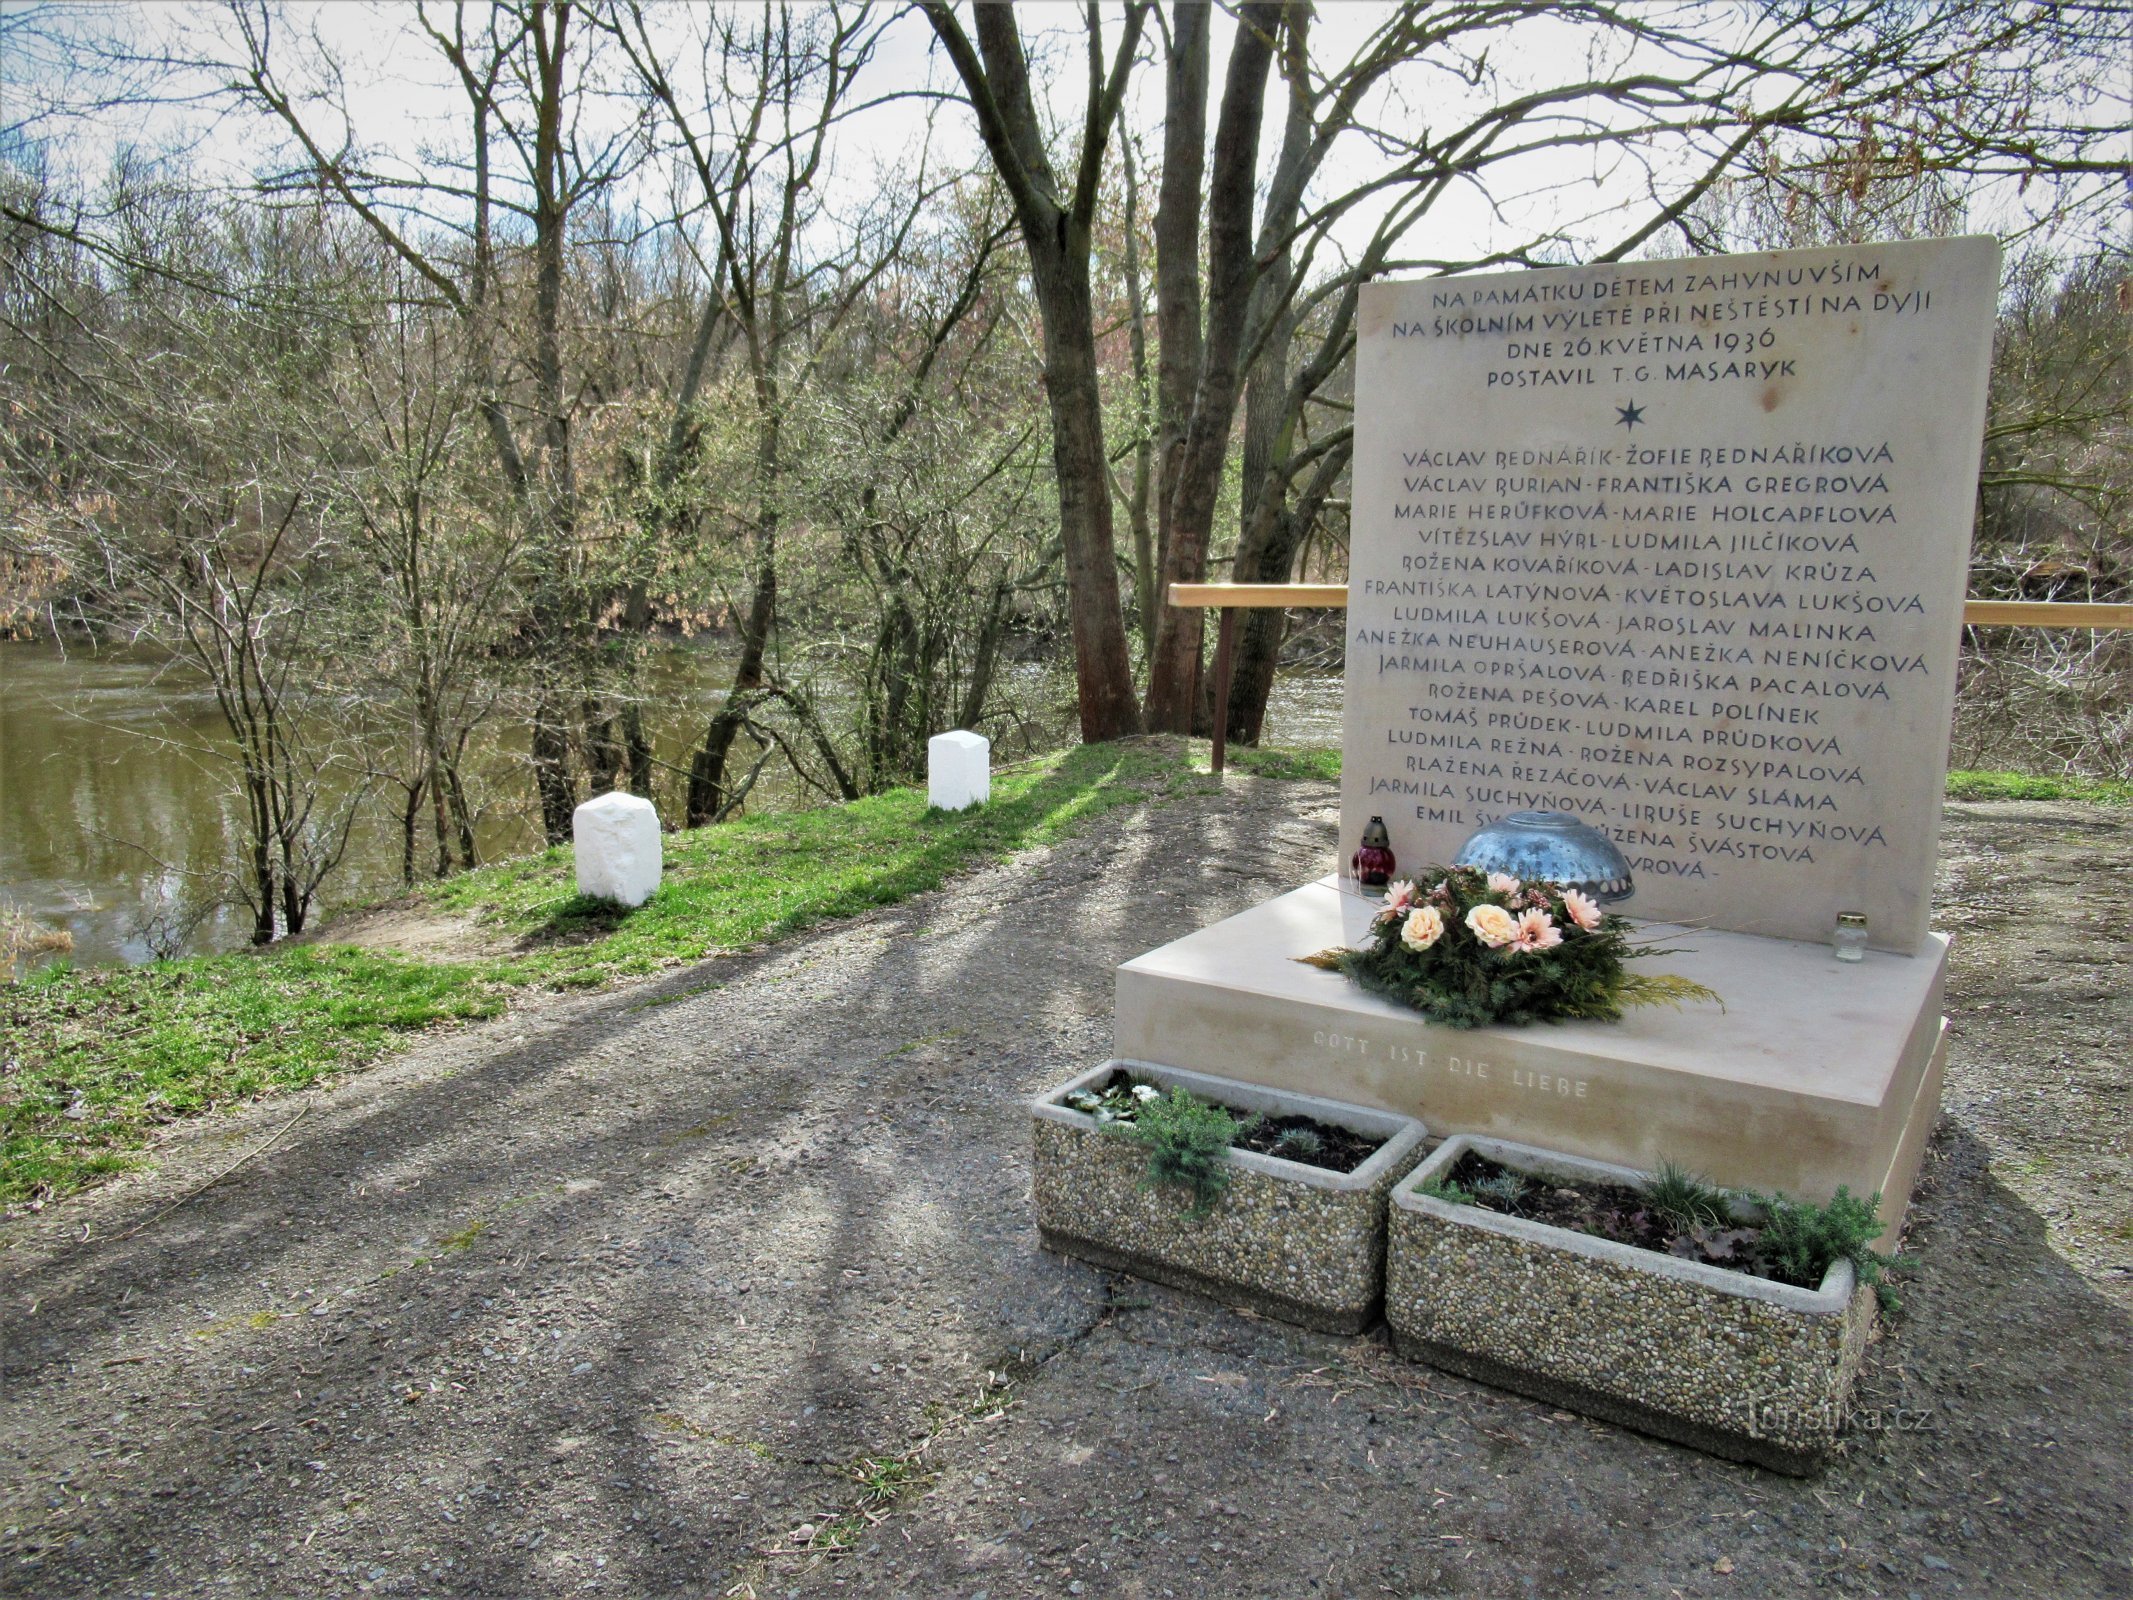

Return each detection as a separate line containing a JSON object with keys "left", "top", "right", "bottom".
{"left": 1169, "top": 582, "right": 1350, "bottom": 608}
{"left": 1957, "top": 600, "right": 2133, "bottom": 629}
{"left": 1177, "top": 582, "right": 2130, "bottom": 775}
{"left": 1169, "top": 583, "right": 2133, "bottom": 630}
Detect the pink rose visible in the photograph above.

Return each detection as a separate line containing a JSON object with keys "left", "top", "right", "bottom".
{"left": 1375, "top": 879, "right": 1421, "bottom": 924}
{"left": 1401, "top": 905, "right": 1445, "bottom": 952}
{"left": 1562, "top": 888, "right": 1603, "bottom": 932}
{"left": 1509, "top": 908, "right": 1564, "bottom": 954}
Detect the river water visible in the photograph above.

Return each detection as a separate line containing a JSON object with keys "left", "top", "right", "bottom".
{"left": 1, "top": 641, "right": 1341, "bottom": 967}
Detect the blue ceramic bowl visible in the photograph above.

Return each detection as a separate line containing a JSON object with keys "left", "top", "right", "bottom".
{"left": 1453, "top": 812, "right": 1634, "bottom": 902}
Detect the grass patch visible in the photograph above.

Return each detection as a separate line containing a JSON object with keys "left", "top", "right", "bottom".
{"left": 4, "top": 947, "right": 511, "bottom": 1211}
{"left": 3, "top": 739, "right": 1235, "bottom": 1211}
{"left": 419, "top": 738, "right": 1192, "bottom": 985}
{"left": 438, "top": 1219, "right": 487, "bottom": 1252}
{"left": 1226, "top": 745, "right": 1342, "bottom": 782}
{"left": 850, "top": 1454, "right": 922, "bottom": 1506}
{"left": 1944, "top": 768, "right": 2133, "bottom": 806}
{"left": 13, "top": 741, "right": 2123, "bottom": 1214}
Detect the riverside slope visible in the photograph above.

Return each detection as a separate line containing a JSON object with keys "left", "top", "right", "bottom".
{"left": 1, "top": 781, "right": 2126, "bottom": 1599}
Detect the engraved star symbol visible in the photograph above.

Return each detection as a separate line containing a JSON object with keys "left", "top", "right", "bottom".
{"left": 1615, "top": 400, "right": 1646, "bottom": 430}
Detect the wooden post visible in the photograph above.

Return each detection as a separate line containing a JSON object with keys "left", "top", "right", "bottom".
{"left": 1211, "top": 606, "right": 1238, "bottom": 775}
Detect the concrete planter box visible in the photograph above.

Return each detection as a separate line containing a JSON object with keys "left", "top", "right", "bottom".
{"left": 1032, "top": 1060, "right": 1427, "bottom": 1335}
{"left": 1387, "top": 1136, "right": 1876, "bottom": 1474}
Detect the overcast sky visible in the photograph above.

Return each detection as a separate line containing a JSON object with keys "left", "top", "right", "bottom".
{"left": 6, "top": 2, "right": 2122, "bottom": 274}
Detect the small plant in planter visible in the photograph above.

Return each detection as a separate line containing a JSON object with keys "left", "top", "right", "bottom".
{"left": 1644, "top": 1160, "right": 1731, "bottom": 1231}
{"left": 1751, "top": 1185, "right": 1911, "bottom": 1311}
{"left": 1033, "top": 1061, "right": 1427, "bottom": 1334}
{"left": 1432, "top": 1147, "right": 1909, "bottom": 1308}
{"left": 1108, "top": 1086, "right": 1261, "bottom": 1218}
{"left": 1387, "top": 1136, "right": 1901, "bottom": 1474}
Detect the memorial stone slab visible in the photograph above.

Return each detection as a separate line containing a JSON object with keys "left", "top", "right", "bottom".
{"left": 1340, "top": 237, "right": 2000, "bottom": 951}
{"left": 1104, "top": 240, "right": 1996, "bottom": 1215}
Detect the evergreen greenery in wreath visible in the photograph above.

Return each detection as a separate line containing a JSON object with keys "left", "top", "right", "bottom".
{"left": 1305, "top": 866, "right": 1722, "bottom": 1029}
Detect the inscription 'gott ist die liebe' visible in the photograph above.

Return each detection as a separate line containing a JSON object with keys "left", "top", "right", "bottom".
{"left": 1311, "top": 1029, "right": 1591, "bottom": 1100}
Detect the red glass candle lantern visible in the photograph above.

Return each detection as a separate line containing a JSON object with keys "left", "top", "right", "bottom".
{"left": 1351, "top": 815, "right": 1396, "bottom": 890}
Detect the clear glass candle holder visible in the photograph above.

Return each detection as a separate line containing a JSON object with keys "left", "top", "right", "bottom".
{"left": 1832, "top": 913, "right": 1869, "bottom": 963}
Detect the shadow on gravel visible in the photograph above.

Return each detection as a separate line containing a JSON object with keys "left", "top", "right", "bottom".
{"left": 3, "top": 791, "right": 2127, "bottom": 1599}
{"left": 0, "top": 774, "right": 1289, "bottom": 1596}
{"left": 851, "top": 1117, "right": 2130, "bottom": 1600}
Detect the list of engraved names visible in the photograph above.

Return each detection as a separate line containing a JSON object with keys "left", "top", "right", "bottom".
{"left": 1343, "top": 240, "right": 1999, "bottom": 949}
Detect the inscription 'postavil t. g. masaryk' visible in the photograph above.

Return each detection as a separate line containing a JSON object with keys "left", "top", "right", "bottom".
{"left": 1340, "top": 237, "right": 2000, "bottom": 954}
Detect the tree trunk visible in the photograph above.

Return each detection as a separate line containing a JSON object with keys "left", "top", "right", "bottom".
{"left": 583, "top": 697, "right": 623, "bottom": 793}
{"left": 446, "top": 760, "right": 479, "bottom": 870}
{"left": 1228, "top": 506, "right": 1305, "bottom": 747}
{"left": 1226, "top": 228, "right": 1301, "bottom": 746}
{"left": 957, "top": 579, "right": 1012, "bottom": 733}
{"left": 402, "top": 776, "right": 424, "bottom": 887}
{"left": 1153, "top": 2, "right": 1208, "bottom": 597}
{"left": 1228, "top": 441, "right": 1350, "bottom": 743}
{"left": 930, "top": 2, "right": 1146, "bottom": 743}
{"left": 622, "top": 702, "right": 654, "bottom": 799}
{"left": 531, "top": 683, "right": 577, "bottom": 842}
{"left": 1027, "top": 234, "right": 1143, "bottom": 742}
{"left": 687, "top": 497, "right": 778, "bottom": 826}
{"left": 1119, "top": 137, "right": 1158, "bottom": 655}
{"left": 1143, "top": 4, "right": 1280, "bottom": 731}
{"left": 526, "top": 1, "right": 582, "bottom": 846}
{"left": 249, "top": 788, "right": 277, "bottom": 946}
{"left": 431, "top": 753, "right": 455, "bottom": 877}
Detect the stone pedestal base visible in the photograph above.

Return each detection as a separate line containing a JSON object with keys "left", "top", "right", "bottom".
{"left": 1117, "top": 879, "right": 1947, "bottom": 1229}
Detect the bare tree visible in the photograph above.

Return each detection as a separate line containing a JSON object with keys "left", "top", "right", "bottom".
{"left": 611, "top": 0, "right": 981, "bottom": 821}
{"left": 2, "top": 161, "right": 369, "bottom": 940}
{"left": 318, "top": 258, "right": 519, "bottom": 882}
{"left": 232, "top": 0, "right": 639, "bottom": 841}
{"left": 927, "top": 0, "right": 2129, "bottom": 744}
{"left": 921, "top": 1, "right": 1149, "bottom": 742}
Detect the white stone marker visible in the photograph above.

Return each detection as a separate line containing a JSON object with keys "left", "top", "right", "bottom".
{"left": 573, "top": 790, "right": 662, "bottom": 907}
{"left": 928, "top": 730, "right": 990, "bottom": 811}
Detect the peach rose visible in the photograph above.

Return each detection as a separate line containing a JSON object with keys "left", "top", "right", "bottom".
{"left": 1562, "top": 888, "right": 1603, "bottom": 932}
{"left": 1465, "top": 903, "right": 1518, "bottom": 948}
{"left": 1401, "top": 905, "right": 1445, "bottom": 952}
{"left": 1486, "top": 871, "right": 1521, "bottom": 897}
{"left": 1509, "top": 908, "right": 1564, "bottom": 954}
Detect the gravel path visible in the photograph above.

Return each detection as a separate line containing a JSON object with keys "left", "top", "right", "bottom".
{"left": 2, "top": 778, "right": 2126, "bottom": 1599}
